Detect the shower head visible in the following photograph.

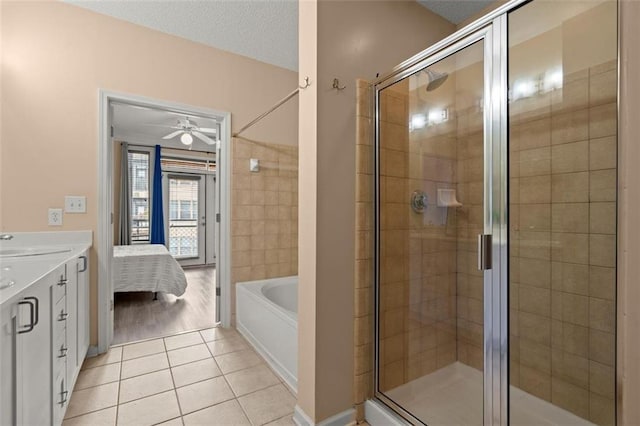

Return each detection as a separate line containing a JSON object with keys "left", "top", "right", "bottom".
{"left": 425, "top": 69, "right": 449, "bottom": 92}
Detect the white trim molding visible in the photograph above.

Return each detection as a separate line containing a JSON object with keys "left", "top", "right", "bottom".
{"left": 293, "top": 406, "right": 355, "bottom": 426}
{"left": 97, "top": 89, "right": 232, "bottom": 353}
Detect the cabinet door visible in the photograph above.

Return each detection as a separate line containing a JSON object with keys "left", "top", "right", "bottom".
{"left": 17, "top": 274, "right": 53, "bottom": 426}
{"left": 0, "top": 302, "right": 16, "bottom": 426}
{"left": 65, "top": 260, "right": 78, "bottom": 390}
{"left": 77, "top": 252, "right": 90, "bottom": 363}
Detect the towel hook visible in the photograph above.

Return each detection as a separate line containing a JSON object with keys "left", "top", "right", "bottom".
{"left": 332, "top": 78, "right": 346, "bottom": 91}
{"left": 299, "top": 77, "right": 311, "bottom": 89}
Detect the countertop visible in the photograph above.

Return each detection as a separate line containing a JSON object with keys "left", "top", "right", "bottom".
{"left": 0, "top": 231, "right": 92, "bottom": 306}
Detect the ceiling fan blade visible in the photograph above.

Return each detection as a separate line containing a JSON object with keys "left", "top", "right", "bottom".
{"left": 197, "top": 127, "right": 218, "bottom": 134}
{"left": 162, "top": 130, "right": 183, "bottom": 140}
{"left": 193, "top": 131, "right": 215, "bottom": 145}
{"left": 143, "top": 124, "right": 183, "bottom": 130}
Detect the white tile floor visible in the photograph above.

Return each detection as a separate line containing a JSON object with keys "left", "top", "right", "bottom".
{"left": 64, "top": 328, "right": 296, "bottom": 426}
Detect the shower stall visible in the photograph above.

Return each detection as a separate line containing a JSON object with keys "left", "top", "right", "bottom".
{"left": 372, "top": 0, "right": 618, "bottom": 424}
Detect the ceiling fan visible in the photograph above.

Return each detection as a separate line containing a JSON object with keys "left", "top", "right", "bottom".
{"left": 162, "top": 117, "right": 217, "bottom": 147}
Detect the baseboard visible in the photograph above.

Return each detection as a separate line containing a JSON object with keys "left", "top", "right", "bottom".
{"left": 236, "top": 322, "right": 298, "bottom": 393}
{"left": 364, "top": 400, "right": 408, "bottom": 426}
{"left": 293, "top": 405, "right": 355, "bottom": 426}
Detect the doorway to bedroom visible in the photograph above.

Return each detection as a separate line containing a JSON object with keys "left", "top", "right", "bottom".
{"left": 101, "top": 94, "right": 230, "bottom": 347}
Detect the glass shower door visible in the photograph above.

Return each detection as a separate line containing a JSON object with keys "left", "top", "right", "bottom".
{"left": 375, "top": 27, "right": 499, "bottom": 425}
{"left": 507, "top": 1, "right": 617, "bottom": 425}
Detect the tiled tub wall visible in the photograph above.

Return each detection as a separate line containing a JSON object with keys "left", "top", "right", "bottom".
{"left": 508, "top": 59, "right": 617, "bottom": 425}
{"left": 231, "top": 139, "right": 299, "bottom": 324}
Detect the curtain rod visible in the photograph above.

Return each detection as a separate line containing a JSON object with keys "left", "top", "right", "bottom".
{"left": 233, "top": 77, "right": 311, "bottom": 138}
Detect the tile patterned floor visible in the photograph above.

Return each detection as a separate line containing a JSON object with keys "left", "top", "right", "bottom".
{"left": 63, "top": 328, "right": 296, "bottom": 426}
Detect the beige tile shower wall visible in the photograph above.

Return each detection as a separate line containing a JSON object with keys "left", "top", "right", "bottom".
{"left": 509, "top": 60, "right": 617, "bottom": 426}
{"left": 377, "top": 86, "right": 412, "bottom": 392}
{"left": 354, "top": 80, "right": 374, "bottom": 412}
{"left": 453, "top": 91, "right": 485, "bottom": 372}
{"left": 378, "top": 83, "right": 462, "bottom": 391}
{"left": 231, "top": 139, "right": 298, "bottom": 324}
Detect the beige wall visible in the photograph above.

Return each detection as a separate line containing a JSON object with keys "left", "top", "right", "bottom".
{"left": 298, "top": 0, "right": 454, "bottom": 421}
{"left": 231, "top": 138, "right": 298, "bottom": 324}
{"left": 0, "top": 0, "right": 297, "bottom": 345}
{"left": 619, "top": 1, "right": 640, "bottom": 425}
{"left": 297, "top": 0, "right": 318, "bottom": 419}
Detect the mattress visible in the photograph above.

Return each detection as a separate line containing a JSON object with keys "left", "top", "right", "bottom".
{"left": 113, "top": 244, "right": 187, "bottom": 297}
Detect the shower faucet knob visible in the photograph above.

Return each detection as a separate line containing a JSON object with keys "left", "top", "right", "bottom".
{"left": 411, "top": 190, "right": 428, "bottom": 213}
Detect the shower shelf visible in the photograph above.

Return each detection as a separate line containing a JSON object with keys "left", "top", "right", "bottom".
{"left": 437, "top": 188, "right": 462, "bottom": 207}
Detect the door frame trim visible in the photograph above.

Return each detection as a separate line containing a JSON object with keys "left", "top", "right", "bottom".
{"left": 97, "top": 90, "right": 232, "bottom": 353}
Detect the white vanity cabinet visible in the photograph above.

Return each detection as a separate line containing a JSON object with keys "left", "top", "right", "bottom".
{"left": 0, "top": 265, "right": 62, "bottom": 426}
{"left": 0, "top": 249, "right": 90, "bottom": 426}
{"left": 52, "top": 253, "right": 91, "bottom": 425}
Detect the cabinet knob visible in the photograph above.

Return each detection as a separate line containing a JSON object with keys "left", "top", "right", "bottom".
{"left": 57, "top": 279, "right": 67, "bottom": 287}
{"left": 58, "top": 345, "right": 68, "bottom": 358}
{"left": 58, "top": 311, "right": 69, "bottom": 321}
{"left": 59, "top": 390, "right": 68, "bottom": 405}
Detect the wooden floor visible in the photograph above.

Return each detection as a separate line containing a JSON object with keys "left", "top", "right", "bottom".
{"left": 113, "top": 266, "right": 216, "bottom": 345}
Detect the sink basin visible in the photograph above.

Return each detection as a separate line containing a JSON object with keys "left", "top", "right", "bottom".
{"left": 0, "top": 247, "right": 71, "bottom": 258}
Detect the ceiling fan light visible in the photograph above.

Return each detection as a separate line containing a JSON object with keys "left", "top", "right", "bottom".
{"left": 180, "top": 132, "right": 193, "bottom": 145}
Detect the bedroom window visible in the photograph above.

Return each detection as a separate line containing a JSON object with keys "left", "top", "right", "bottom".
{"left": 128, "top": 151, "right": 150, "bottom": 242}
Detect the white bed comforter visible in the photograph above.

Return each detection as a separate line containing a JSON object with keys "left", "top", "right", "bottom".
{"left": 113, "top": 244, "right": 187, "bottom": 297}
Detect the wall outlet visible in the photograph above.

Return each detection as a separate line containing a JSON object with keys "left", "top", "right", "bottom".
{"left": 65, "top": 196, "right": 87, "bottom": 213}
{"left": 48, "top": 208, "right": 63, "bottom": 226}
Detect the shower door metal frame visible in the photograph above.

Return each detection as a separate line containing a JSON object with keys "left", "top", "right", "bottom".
{"left": 372, "top": 13, "right": 510, "bottom": 426}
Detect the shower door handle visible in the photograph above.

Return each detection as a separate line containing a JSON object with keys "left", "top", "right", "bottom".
{"left": 477, "top": 234, "right": 492, "bottom": 271}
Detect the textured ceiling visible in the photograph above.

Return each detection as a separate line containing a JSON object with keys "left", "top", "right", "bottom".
{"left": 417, "top": 0, "right": 495, "bottom": 24}
{"left": 65, "top": 0, "right": 495, "bottom": 71}
{"left": 64, "top": 0, "right": 299, "bottom": 71}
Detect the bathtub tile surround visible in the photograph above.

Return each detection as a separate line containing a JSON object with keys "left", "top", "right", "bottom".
{"left": 231, "top": 139, "right": 298, "bottom": 325}
{"left": 64, "top": 328, "right": 296, "bottom": 426}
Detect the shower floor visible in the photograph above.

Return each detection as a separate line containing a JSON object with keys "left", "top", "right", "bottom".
{"left": 385, "top": 362, "right": 595, "bottom": 426}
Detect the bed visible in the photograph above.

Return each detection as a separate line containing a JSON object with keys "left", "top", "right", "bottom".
{"left": 113, "top": 244, "right": 187, "bottom": 297}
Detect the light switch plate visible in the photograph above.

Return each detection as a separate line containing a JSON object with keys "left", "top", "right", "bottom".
{"left": 48, "top": 208, "right": 63, "bottom": 226}
{"left": 65, "top": 196, "right": 86, "bottom": 213}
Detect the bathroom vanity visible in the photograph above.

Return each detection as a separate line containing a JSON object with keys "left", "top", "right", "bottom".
{"left": 0, "top": 231, "right": 92, "bottom": 426}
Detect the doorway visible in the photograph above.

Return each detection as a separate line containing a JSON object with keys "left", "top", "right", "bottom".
{"left": 98, "top": 91, "right": 232, "bottom": 352}
{"left": 373, "top": 0, "right": 618, "bottom": 424}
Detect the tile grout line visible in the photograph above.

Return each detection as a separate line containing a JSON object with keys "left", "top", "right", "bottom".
{"left": 164, "top": 337, "right": 186, "bottom": 425}
{"left": 115, "top": 351, "right": 123, "bottom": 425}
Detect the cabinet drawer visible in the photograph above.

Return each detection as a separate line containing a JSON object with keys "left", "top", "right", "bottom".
{"left": 53, "top": 271, "right": 67, "bottom": 304}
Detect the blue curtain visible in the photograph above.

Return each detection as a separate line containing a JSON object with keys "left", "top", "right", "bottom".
{"left": 150, "top": 145, "right": 165, "bottom": 245}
